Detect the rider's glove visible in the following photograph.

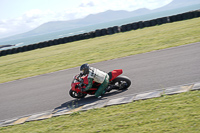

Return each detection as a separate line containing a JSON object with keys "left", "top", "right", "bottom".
{"left": 80, "top": 72, "right": 84, "bottom": 77}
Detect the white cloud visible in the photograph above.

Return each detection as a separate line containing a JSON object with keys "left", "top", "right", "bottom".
{"left": 0, "top": 27, "right": 7, "bottom": 33}
{"left": 0, "top": 8, "right": 82, "bottom": 38}
{"left": 79, "top": 1, "right": 95, "bottom": 7}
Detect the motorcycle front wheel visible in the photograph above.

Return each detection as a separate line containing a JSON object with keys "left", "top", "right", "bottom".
{"left": 69, "top": 89, "right": 87, "bottom": 98}
{"left": 110, "top": 76, "right": 131, "bottom": 90}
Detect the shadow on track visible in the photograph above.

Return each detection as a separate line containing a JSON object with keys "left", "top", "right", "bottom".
{"left": 54, "top": 89, "right": 128, "bottom": 112}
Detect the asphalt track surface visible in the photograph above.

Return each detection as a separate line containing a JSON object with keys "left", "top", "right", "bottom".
{"left": 0, "top": 42, "right": 200, "bottom": 121}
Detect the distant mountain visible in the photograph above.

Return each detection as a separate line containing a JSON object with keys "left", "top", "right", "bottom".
{"left": 0, "top": 0, "right": 199, "bottom": 43}
{"left": 83, "top": 8, "right": 150, "bottom": 23}
{"left": 154, "top": 0, "right": 200, "bottom": 11}
{"left": 23, "top": 8, "right": 150, "bottom": 35}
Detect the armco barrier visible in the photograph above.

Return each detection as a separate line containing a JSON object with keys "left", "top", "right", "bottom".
{"left": 0, "top": 10, "right": 199, "bottom": 57}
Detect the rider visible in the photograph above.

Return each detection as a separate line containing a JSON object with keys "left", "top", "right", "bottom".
{"left": 80, "top": 63, "right": 109, "bottom": 98}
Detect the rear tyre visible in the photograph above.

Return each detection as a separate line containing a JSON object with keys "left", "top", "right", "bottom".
{"left": 69, "top": 89, "right": 87, "bottom": 98}
{"left": 111, "top": 76, "right": 131, "bottom": 90}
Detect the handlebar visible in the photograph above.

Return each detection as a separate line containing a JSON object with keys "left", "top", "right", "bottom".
{"left": 73, "top": 73, "right": 87, "bottom": 90}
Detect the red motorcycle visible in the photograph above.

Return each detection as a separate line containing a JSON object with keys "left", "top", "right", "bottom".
{"left": 69, "top": 69, "right": 131, "bottom": 98}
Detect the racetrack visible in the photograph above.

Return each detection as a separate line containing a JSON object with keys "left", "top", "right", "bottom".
{"left": 0, "top": 42, "right": 200, "bottom": 121}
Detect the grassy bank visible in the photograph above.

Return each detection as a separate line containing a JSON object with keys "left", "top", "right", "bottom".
{"left": 0, "top": 90, "right": 199, "bottom": 132}
{"left": 0, "top": 18, "right": 200, "bottom": 83}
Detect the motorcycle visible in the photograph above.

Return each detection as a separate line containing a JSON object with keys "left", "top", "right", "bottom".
{"left": 69, "top": 69, "right": 131, "bottom": 98}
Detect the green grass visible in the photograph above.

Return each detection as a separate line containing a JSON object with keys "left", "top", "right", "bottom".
{"left": 0, "top": 18, "right": 200, "bottom": 83}
{"left": 0, "top": 90, "right": 199, "bottom": 133}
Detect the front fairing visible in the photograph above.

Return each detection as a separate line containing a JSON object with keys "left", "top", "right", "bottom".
{"left": 71, "top": 74, "right": 87, "bottom": 92}
{"left": 70, "top": 74, "right": 99, "bottom": 94}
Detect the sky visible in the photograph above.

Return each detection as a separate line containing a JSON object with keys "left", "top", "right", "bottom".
{"left": 0, "top": 0, "right": 172, "bottom": 39}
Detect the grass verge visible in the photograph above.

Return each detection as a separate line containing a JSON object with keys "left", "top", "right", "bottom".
{"left": 0, "top": 90, "right": 199, "bottom": 133}
{"left": 0, "top": 18, "right": 200, "bottom": 83}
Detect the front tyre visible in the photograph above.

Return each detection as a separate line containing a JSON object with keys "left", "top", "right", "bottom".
{"left": 111, "top": 76, "right": 131, "bottom": 90}
{"left": 69, "top": 89, "right": 87, "bottom": 98}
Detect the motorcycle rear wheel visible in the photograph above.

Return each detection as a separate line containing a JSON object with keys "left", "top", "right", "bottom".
{"left": 69, "top": 89, "right": 87, "bottom": 98}
{"left": 110, "top": 76, "right": 131, "bottom": 90}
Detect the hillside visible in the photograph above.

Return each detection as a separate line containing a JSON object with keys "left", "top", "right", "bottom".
{"left": 154, "top": 0, "right": 200, "bottom": 11}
